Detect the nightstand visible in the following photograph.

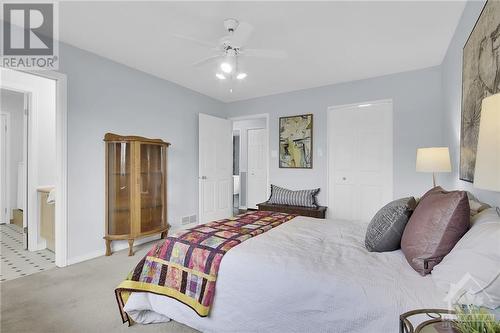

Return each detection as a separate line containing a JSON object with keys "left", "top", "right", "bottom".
{"left": 400, "top": 309, "right": 457, "bottom": 333}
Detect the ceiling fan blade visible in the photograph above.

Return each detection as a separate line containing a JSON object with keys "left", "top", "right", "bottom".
{"left": 241, "top": 48, "right": 288, "bottom": 59}
{"left": 230, "top": 21, "right": 254, "bottom": 48}
{"left": 192, "top": 55, "right": 221, "bottom": 67}
{"left": 171, "top": 33, "right": 217, "bottom": 49}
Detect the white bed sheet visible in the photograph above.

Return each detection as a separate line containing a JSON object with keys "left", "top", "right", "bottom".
{"left": 124, "top": 216, "right": 447, "bottom": 333}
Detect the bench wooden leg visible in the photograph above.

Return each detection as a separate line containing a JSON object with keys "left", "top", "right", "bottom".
{"left": 105, "top": 239, "right": 112, "bottom": 256}
{"left": 128, "top": 239, "right": 134, "bottom": 256}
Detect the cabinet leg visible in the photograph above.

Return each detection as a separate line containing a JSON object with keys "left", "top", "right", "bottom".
{"left": 105, "top": 239, "right": 112, "bottom": 256}
{"left": 128, "top": 239, "right": 134, "bottom": 256}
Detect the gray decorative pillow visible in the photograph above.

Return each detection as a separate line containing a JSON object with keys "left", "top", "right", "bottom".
{"left": 365, "top": 197, "right": 417, "bottom": 252}
{"left": 268, "top": 185, "right": 319, "bottom": 208}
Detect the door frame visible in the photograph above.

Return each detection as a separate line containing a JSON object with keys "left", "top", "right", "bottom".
{"left": 0, "top": 112, "right": 11, "bottom": 224}
{"left": 326, "top": 99, "right": 394, "bottom": 219}
{"left": 228, "top": 113, "right": 270, "bottom": 209}
{"left": 1, "top": 68, "right": 68, "bottom": 267}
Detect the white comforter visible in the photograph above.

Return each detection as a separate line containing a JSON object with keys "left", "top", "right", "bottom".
{"left": 124, "top": 216, "right": 447, "bottom": 332}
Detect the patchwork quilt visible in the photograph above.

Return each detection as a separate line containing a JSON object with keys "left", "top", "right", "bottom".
{"left": 115, "top": 211, "right": 296, "bottom": 322}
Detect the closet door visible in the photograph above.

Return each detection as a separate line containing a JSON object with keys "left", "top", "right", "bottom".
{"left": 328, "top": 101, "right": 393, "bottom": 222}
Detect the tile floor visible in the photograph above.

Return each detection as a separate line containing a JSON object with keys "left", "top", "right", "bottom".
{"left": 0, "top": 224, "right": 55, "bottom": 282}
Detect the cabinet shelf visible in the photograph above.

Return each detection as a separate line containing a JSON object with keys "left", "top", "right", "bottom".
{"left": 110, "top": 171, "right": 163, "bottom": 176}
{"left": 104, "top": 133, "right": 171, "bottom": 256}
{"left": 111, "top": 205, "right": 163, "bottom": 212}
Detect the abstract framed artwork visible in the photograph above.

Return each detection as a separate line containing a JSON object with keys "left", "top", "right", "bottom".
{"left": 460, "top": 0, "right": 500, "bottom": 182}
{"left": 279, "top": 114, "right": 313, "bottom": 168}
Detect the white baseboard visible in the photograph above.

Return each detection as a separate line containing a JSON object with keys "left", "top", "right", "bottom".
{"left": 66, "top": 235, "right": 161, "bottom": 266}
{"left": 32, "top": 239, "right": 47, "bottom": 252}
{"left": 66, "top": 249, "right": 104, "bottom": 266}
{"left": 170, "top": 223, "right": 196, "bottom": 233}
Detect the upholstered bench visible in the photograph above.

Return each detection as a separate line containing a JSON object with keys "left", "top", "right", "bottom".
{"left": 256, "top": 202, "right": 327, "bottom": 219}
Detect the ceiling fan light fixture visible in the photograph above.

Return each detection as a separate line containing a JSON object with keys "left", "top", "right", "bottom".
{"left": 236, "top": 72, "right": 247, "bottom": 80}
{"left": 216, "top": 73, "right": 226, "bottom": 80}
{"left": 220, "top": 62, "right": 233, "bottom": 74}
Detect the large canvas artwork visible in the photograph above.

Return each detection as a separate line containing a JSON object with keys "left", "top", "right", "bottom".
{"left": 279, "top": 114, "right": 313, "bottom": 168}
{"left": 461, "top": 0, "right": 500, "bottom": 182}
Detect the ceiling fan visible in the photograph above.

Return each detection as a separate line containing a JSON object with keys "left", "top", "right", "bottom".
{"left": 172, "top": 18, "right": 287, "bottom": 82}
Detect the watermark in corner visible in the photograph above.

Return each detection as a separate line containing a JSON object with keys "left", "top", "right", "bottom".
{"left": 1, "top": 1, "right": 59, "bottom": 70}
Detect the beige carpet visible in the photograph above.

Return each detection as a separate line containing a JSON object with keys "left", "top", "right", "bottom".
{"left": 1, "top": 240, "right": 199, "bottom": 333}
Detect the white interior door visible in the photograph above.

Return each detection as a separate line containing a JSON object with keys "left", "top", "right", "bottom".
{"left": 0, "top": 114, "right": 7, "bottom": 224}
{"left": 328, "top": 101, "right": 393, "bottom": 222}
{"left": 247, "top": 128, "right": 267, "bottom": 209}
{"left": 199, "top": 113, "right": 233, "bottom": 224}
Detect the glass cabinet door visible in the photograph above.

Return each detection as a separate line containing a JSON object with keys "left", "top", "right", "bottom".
{"left": 107, "top": 142, "right": 131, "bottom": 235}
{"left": 140, "top": 143, "right": 166, "bottom": 233}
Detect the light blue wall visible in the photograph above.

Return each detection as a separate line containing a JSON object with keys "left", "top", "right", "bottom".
{"left": 59, "top": 43, "right": 225, "bottom": 262}
{"left": 59, "top": 0, "right": 499, "bottom": 263}
{"left": 441, "top": 0, "right": 500, "bottom": 205}
{"left": 224, "top": 66, "right": 444, "bottom": 205}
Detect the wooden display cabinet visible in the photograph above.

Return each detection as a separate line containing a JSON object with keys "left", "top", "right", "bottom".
{"left": 104, "top": 133, "right": 170, "bottom": 256}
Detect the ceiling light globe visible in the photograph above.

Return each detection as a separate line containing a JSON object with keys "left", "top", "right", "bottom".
{"left": 236, "top": 73, "right": 247, "bottom": 80}
{"left": 220, "top": 62, "right": 233, "bottom": 74}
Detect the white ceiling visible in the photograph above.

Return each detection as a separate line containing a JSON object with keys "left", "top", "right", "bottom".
{"left": 59, "top": 1, "right": 466, "bottom": 103}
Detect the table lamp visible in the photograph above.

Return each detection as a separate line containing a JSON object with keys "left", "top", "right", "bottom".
{"left": 474, "top": 93, "right": 500, "bottom": 215}
{"left": 416, "top": 147, "right": 452, "bottom": 187}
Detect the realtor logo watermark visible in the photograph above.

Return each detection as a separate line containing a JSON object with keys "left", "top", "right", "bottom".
{"left": 1, "top": 1, "right": 59, "bottom": 69}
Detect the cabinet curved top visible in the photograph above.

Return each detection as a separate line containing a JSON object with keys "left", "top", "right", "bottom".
{"left": 104, "top": 133, "right": 171, "bottom": 146}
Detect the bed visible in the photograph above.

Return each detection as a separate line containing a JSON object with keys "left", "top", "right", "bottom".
{"left": 122, "top": 215, "right": 447, "bottom": 332}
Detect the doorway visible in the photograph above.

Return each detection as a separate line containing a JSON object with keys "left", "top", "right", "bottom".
{"left": 0, "top": 89, "right": 26, "bottom": 240}
{"left": 231, "top": 115, "right": 269, "bottom": 211}
{"left": 327, "top": 100, "right": 393, "bottom": 222}
{"left": 0, "top": 88, "right": 56, "bottom": 281}
{"left": 198, "top": 113, "right": 269, "bottom": 225}
{"left": 1, "top": 68, "right": 68, "bottom": 272}
{"left": 232, "top": 130, "right": 241, "bottom": 215}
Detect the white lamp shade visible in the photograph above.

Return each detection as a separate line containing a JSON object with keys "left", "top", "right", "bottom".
{"left": 416, "top": 147, "right": 452, "bottom": 173}
{"left": 474, "top": 93, "right": 500, "bottom": 191}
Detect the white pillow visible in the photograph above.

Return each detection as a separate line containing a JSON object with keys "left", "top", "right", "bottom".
{"left": 432, "top": 209, "right": 500, "bottom": 309}
{"left": 471, "top": 207, "right": 500, "bottom": 227}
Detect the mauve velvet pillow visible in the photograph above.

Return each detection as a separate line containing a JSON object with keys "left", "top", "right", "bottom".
{"left": 401, "top": 187, "right": 470, "bottom": 276}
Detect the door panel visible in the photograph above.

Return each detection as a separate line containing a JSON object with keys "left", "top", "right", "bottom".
{"left": 199, "top": 113, "right": 232, "bottom": 224}
{"left": 360, "top": 185, "right": 383, "bottom": 222}
{"left": 329, "top": 102, "right": 393, "bottom": 221}
{"left": 247, "top": 128, "right": 267, "bottom": 209}
{"left": 333, "top": 185, "right": 356, "bottom": 220}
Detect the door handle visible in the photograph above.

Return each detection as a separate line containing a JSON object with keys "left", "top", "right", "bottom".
{"left": 199, "top": 176, "right": 207, "bottom": 180}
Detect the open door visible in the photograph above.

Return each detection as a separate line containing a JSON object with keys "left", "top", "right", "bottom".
{"left": 199, "top": 113, "right": 233, "bottom": 224}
